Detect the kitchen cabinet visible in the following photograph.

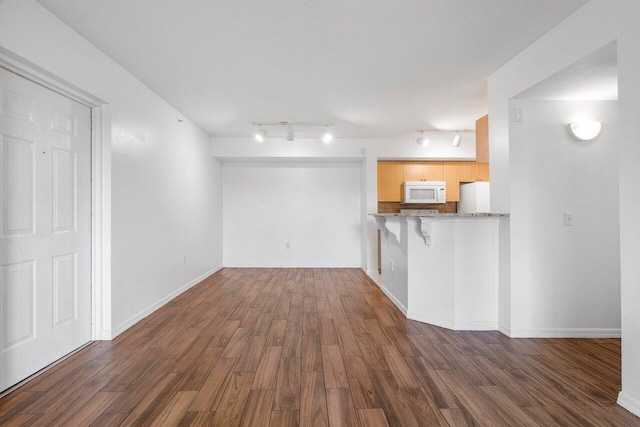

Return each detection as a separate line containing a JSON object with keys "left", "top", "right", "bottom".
{"left": 403, "top": 162, "right": 443, "bottom": 181}
{"left": 378, "top": 160, "right": 488, "bottom": 202}
{"left": 458, "top": 162, "right": 489, "bottom": 182}
{"left": 377, "top": 162, "right": 404, "bottom": 202}
{"left": 476, "top": 115, "right": 489, "bottom": 163}
{"left": 443, "top": 162, "right": 460, "bottom": 202}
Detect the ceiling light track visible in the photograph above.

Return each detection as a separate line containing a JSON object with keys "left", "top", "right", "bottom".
{"left": 415, "top": 129, "right": 474, "bottom": 147}
{"left": 252, "top": 121, "right": 334, "bottom": 143}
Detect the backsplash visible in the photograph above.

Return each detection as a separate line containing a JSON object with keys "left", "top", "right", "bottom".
{"left": 378, "top": 202, "right": 458, "bottom": 214}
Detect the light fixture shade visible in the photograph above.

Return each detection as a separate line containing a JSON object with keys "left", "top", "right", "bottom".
{"left": 452, "top": 132, "right": 462, "bottom": 147}
{"left": 286, "top": 126, "right": 295, "bottom": 141}
{"left": 321, "top": 129, "right": 333, "bottom": 143}
{"left": 567, "top": 121, "right": 602, "bottom": 141}
{"left": 416, "top": 136, "right": 429, "bottom": 147}
{"left": 255, "top": 127, "right": 267, "bottom": 142}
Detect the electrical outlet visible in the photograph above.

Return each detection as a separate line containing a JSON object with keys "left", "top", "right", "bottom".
{"left": 182, "top": 255, "right": 187, "bottom": 265}
{"left": 564, "top": 212, "right": 574, "bottom": 226}
{"left": 390, "top": 261, "right": 394, "bottom": 271}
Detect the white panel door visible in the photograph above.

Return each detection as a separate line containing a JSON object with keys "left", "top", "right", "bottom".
{"left": 0, "top": 67, "right": 91, "bottom": 392}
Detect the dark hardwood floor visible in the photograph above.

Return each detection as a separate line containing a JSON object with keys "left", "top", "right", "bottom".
{"left": 0, "top": 268, "right": 637, "bottom": 426}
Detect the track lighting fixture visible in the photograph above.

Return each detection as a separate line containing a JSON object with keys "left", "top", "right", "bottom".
{"left": 286, "top": 125, "right": 295, "bottom": 141}
{"left": 254, "top": 126, "right": 267, "bottom": 142}
{"left": 321, "top": 127, "right": 333, "bottom": 143}
{"left": 452, "top": 132, "right": 462, "bottom": 147}
{"left": 251, "top": 122, "right": 334, "bottom": 142}
{"left": 416, "top": 131, "right": 429, "bottom": 147}
{"left": 415, "top": 128, "right": 472, "bottom": 146}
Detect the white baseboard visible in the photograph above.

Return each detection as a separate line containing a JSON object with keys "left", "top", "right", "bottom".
{"left": 618, "top": 392, "right": 640, "bottom": 417}
{"left": 379, "top": 284, "right": 408, "bottom": 316}
{"left": 508, "top": 328, "right": 621, "bottom": 338}
{"left": 407, "top": 312, "right": 498, "bottom": 331}
{"left": 498, "top": 323, "right": 511, "bottom": 337}
{"left": 111, "top": 265, "right": 222, "bottom": 338}
{"left": 407, "top": 312, "right": 453, "bottom": 329}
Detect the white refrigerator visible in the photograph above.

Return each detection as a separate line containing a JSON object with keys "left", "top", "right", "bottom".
{"left": 458, "top": 182, "right": 490, "bottom": 213}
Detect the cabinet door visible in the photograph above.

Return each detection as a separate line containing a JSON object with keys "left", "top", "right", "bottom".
{"left": 403, "top": 162, "right": 443, "bottom": 181}
{"left": 443, "top": 162, "right": 460, "bottom": 202}
{"left": 477, "top": 162, "right": 490, "bottom": 181}
{"left": 403, "top": 162, "right": 424, "bottom": 181}
{"left": 458, "top": 162, "right": 477, "bottom": 183}
{"left": 377, "top": 162, "right": 404, "bottom": 201}
{"left": 424, "top": 162, "right": 444, "bottom": 181}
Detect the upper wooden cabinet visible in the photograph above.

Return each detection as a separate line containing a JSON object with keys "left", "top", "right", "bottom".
{"left": 377, "top": 162, "right": 404, "bottom": 202}
{"left": 403, "top": 162, "right": 443, "bottom": 181}
{"left": 443, "top": 162, "right": 460, "bottom": 202}
{"left": 476, "top": 114, "right": 489, "bottom": 163}
{"left": 377, "top": 160, "right": 488, "bottom": 203}
{"left": 458, "top": 161, "right": 490, "bottom": 182}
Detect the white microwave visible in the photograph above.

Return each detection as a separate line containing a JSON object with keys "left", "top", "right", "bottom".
{"left": 402, "top": 181, "right": 446, "bottom": 204}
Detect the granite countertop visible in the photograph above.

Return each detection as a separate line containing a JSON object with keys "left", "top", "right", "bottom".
{"left": 371, "top": 212, "right": 509, "bottom": 217}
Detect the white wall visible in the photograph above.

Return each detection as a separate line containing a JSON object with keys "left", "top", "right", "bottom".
{"left": 0, "top": 0, "right": 223, "bottom": 337}
{"left": 488, "top": 0, "right": 640, "bottom": 415}
{"left": 213, "top": 135, "right": 477, "bottom": 274}
{"left": 223, "top": 162, "right": 361, "bottom": 267}
{"left": 508, "top": 99, "right": 620, "bottom": 336}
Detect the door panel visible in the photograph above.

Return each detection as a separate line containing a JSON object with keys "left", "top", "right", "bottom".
{"left": 0, "top": 67, "right": 91, "bottom": 392}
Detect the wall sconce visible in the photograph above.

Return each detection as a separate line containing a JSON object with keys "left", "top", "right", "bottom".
{"left": 567, "top": 121, "right": 602, "bottom": 141}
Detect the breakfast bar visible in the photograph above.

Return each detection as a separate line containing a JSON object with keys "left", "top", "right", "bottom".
{"left": 372, "top": 212, "right": 509, "bottom": 331}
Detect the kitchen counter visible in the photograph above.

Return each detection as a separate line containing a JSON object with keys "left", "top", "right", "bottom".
{"left": 371, "top": 213, "right": 509, "bottom": 331}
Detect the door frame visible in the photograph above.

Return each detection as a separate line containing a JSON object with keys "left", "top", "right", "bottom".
{"left": 0, "top": 47, "right": 112, "bottom": 340}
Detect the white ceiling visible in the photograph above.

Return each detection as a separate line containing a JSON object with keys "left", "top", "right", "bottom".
{"left": 36, "top": 0, "right": 588, "bottom": 139}
{"left": 514, "top": 41, "right": 618, "bottom": 101}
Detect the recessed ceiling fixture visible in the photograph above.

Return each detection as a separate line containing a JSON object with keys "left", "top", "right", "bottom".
{"left": 416, "top": 129, "right": 473, "bottom": 147}
{"left": 252, "top": 122, "right": 334, "bottom": 142}
{"left": 567, "top": 121, "right": 602, "bottom": 141}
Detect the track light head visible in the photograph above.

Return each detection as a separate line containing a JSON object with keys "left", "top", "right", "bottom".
{"left": 416, "top": 131, "right": 429, "bottom": 147}
{"left": 255, "top": 126, "right": 267, "bottom": 142}
{"left": 321, "top": 127, "right": 333, "bottom": 143}
{"left": 452, "top": 132, "right": 461, "bottom": 147}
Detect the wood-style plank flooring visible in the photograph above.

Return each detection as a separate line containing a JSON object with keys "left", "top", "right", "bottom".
{"left": 1, "top": 268, "right": 638, "bottom": 426}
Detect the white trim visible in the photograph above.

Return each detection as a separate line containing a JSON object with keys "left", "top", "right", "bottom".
{"left": 498, "top": 323, "right": 512, "bottom": 337}
{"left": 508, "top": 328, "right": 621, "bottom": 338}
{"left": 617, "top": 392, "right": 640, "bottom": 418}
{"left": 378, "top": 284, "right": 408, "bottom": 316}
{"left": 407, "top": 312, "right": 453, "bottom": 329}
{"left": 111, "top": 265, "right": 222, "bottom": 338}
{"left": 0, "top": 48, "right": 112, "bottom": 342}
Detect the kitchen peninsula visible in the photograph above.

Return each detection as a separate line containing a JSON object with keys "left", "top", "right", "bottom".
{"left": 373, "top": 212, "right": 509, "bottom": 331}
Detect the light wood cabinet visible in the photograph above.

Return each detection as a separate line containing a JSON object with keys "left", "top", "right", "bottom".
{"left": 458, "top": 162, "right": 477, "bottom": 183}
{"left": 377, "top": 160, "right": 488, "bottom": 202}
{"left": 403, "top": 162, "right": 443, "bottom": 181}
{"left": 476, "top": 114, "right": 489, "bottom": 163}
{"left": 443, "top": 162, "right": 460, "bottom": 202}
{"left": 377, "top": 162, "right": 404, "bottom": 202}
{"left": 477, "top": 162, "right": 490, "bottom": 182}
